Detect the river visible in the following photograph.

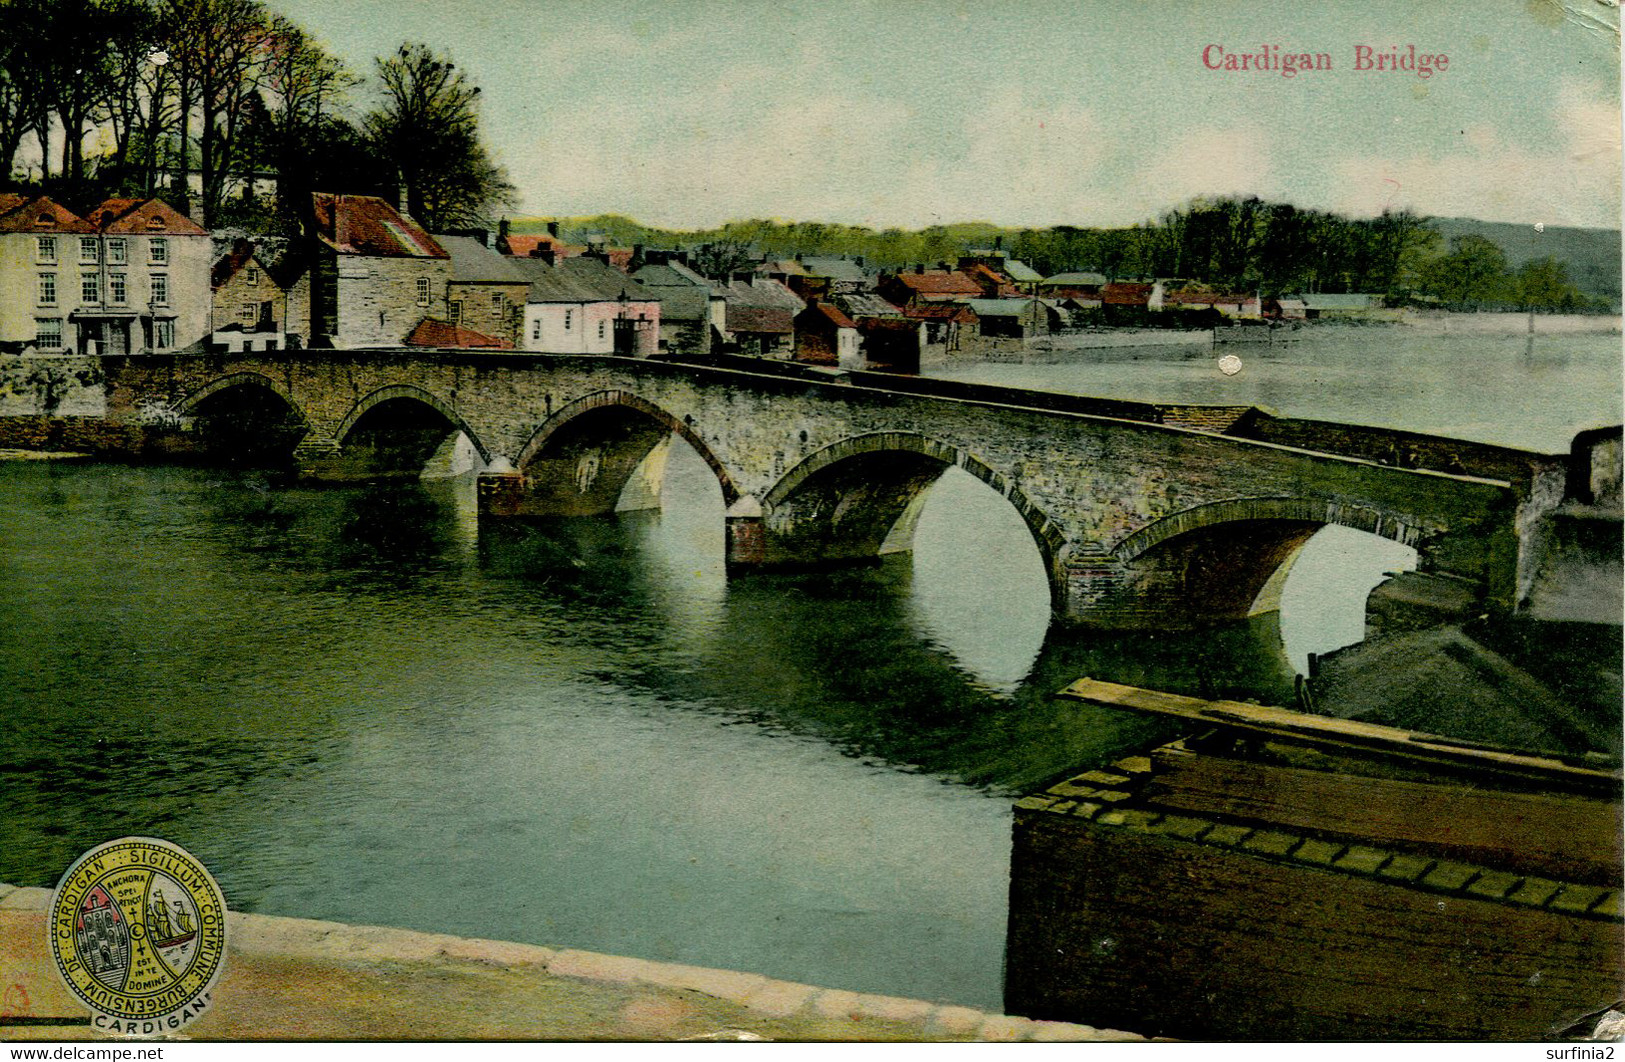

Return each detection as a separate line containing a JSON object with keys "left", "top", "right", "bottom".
{"left": 0, "top": 329, "right": 1617, "bottom": 1012}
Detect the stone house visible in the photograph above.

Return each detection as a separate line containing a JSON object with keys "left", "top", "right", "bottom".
{"left": 631, "top": 258, "right": 723, "bottom": 357}
{"left": 437, "top": 235, "right": 531, "bottom": 348}
{"left": 0, "top": 194, "right": 209, "bottom": 356}
{"left": 210, "top": 237, "right": 310, "bottom": 351}
{"left": 308, "top": 193, "right": 450, "bottom": 348}
{"left": 720, "top": 273, "right": 802, "bottom": 356}
{"left": 514, "top": 255, "right": 660, "bottom": 356}
{"left": 793, "top": 300, "right": 860, "bottom": 369}
{"left": 877, "top": 267, "right": 984, "bottom": 310}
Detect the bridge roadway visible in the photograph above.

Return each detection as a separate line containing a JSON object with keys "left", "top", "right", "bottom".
{"left": 100, "top": 348, "right": 1574, "bottom": 629}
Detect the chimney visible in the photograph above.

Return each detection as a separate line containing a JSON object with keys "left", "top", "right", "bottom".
{"left": 994, "top": 235, "right": 1003, "bottom": 252}
{"left": 397, "top": 183, "right": 410, "bottom": 217}
{"left": 531, "top": 247, "right": 557, "bottom": 266}
{"left": 547, "top": 220, "right": 560, "bottom": 239}
{"left": 499, "top": 218, "right": 510, "bottom": 239}
{"left": 914, "top": 263, "right": 924, "bottom": 274}
{"left": 188, "top": 199, "right": 204, "bottom": 227}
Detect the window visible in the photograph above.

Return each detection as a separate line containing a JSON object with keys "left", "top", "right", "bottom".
{"left": 150, "top": 274, "right": 168, "bottom": 305}
{"left": 37, "top": 273, "right": 56, "bottom": 306}
{"left": 149, "top": 238, "right": 167, "bottom": 264}
{"left": 598, "top": 320, "right": 606, "bottom": 340}
{"left": 240, "top": 302, "right": 256, "bottom": 325}
{"left": 82, "top": 274, "right": 100, "bottom": 303}
{"left": 564, "top": 309, "right": 573, "bottom": 330}
{"left": 109, "top": 274, "right": 127, "bottom": 305}
{"left": 154, "top": 319, "right": 174, "bottom": 348}
{"left": 35, "top": 318, "right": 62, "bottom": 348}
{"left": 246, "top": 267, "right": 259, "bottom": 284}
{"left": 450, "top": 300, "right": 463, "bottom": 326}
{"left": 491, "top": 292, "right": 502, "bottom": 313}
{"left": 36, "top": 236, "right": 56, "bottom": 263}
{"left": 530, "top": 320, "right": 541, "bottom": 341}
{"left": 107, "top": 239, "right": 126, "bottom": 265}
{"left": 415, "top": 277, "right": 430, "bottom": 305}
{"left": 79, "top": 237, "right": 99, "bottom": 264}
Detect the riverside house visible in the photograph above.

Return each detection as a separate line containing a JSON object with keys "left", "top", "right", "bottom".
{"left": 308, "top": 192, "right": 450, "bottom": 348}
{"left": 0, "top": 193, "right": 210, "bottom": 356}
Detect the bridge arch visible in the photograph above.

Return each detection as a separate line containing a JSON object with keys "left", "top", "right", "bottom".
{"left": 173, "top": 371, "right": 307, "bottom": 423}
{"left": 169, "top": 371, "right": 310, "bottom": 465}
{"left": 760, "top": 431, "right": 1066, "bottom": 601}
{"left": 1111, "top": 497, "right": 1426, "bottom": 562}
{"left": 513, "top": 390, "right": 741, "bottom": 514}
{"left": 1109, "top": 496, "right": 1424, "bottom": 624}
{"left": 334, "top": 384, "right": 492, "bottom": 464}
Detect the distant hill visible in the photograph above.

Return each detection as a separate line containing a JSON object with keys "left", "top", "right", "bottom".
{"left": 506, "top": 212, "right": 1622, "bottom": 305}
{"left": 1430, "top": 217, "right": 1620, "bottom": 304}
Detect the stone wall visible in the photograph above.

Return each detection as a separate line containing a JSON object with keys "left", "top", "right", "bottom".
{"left": 328, "top": 254, "right": 451, "bottom": 348}
{"left": 0, "top": 353, "right": 105, "bottom": 417}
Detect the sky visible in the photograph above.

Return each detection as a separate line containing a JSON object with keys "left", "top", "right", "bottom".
{"left": 271, "top": 0, "right": 1623, "bottom": 232}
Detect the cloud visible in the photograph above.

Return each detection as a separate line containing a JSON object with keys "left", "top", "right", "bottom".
{"left": 1328, "top": 82, "right": 1621, "bottom": 226}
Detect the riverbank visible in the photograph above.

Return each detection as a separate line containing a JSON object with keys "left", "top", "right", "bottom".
{"left": 0, "top": 885, "right": 1135, "bottom": 1041}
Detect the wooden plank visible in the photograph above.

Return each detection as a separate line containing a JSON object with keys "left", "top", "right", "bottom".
{"left": 1006, "top": 811, "right": 1625, "bottom": 1040}
{"left": 1057, "top": 677, "right": 1622, "bottom": 792}
{"left": 1144, "top": 746, "right": 1622, "bottom": 885}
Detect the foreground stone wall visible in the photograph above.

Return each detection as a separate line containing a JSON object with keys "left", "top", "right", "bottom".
{"left": 0, "top": 884, "right": 1133, "bottom": 1042}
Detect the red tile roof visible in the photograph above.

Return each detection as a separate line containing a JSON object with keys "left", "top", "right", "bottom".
{"left": 800, "top": 302, "right": 857, "bottom": 329}
{"left": 405, "top": 318, "right": 512, "bottom": 349}
{"left": 887, "top": 270, "right": 983, "bottom": 296}
{"left": 312, "top": 193, "right": 446, "bottom": 258}
{"left": 1163, "top": 290, "right": 1254, "bottom": 306}
{"left": 0, "top": 195, "right": 94, "bottom": 233}
{"left": 89, "top": 197, "right": 207, "bottom": 235}
{"left": 1102, "top": 282, "right": 1153, "bottom": 305}
{"left": 502, "top": 234, "right": 581, "bottom": 259}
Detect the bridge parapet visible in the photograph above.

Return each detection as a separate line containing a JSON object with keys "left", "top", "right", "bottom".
{"left": 91, "top": 349, "right": 1543, "bottom": 631}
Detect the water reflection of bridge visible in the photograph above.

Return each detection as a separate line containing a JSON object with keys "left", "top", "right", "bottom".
{"left": 104, "top": 349, "right": 1606, "bottom": 628}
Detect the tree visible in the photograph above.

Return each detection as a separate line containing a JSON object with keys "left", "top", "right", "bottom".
{"left": 163, "top": 0, "right": 275, "bottom": 225}
{"left": 364, "top": 42, "right": 512, "bottom": 230}
{"left": 1513, "top": 256, "right": 1585, "bottom": 312}
{"left": 260, "top": 15, "right": 355, "bottom": 231}
{"left": 0, "top": 0, "right": 54, "bottom": 180}
{"left": 1421, "top": 234, "right": 1511, "bottom": 309}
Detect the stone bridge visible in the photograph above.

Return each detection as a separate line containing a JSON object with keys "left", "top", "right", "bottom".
{"left": 99, "top": 349, "right": 1574, "bottom": 629}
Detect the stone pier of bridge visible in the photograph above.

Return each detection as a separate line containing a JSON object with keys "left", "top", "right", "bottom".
{"left": 90, "top": 349, "right": 1593, "bottom": 630}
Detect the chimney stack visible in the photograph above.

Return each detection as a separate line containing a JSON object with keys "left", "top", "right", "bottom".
{"left": 397, "top": 183, "right": 410, "bottom": 217}
{"left": 499, "top": 218, "right": 511, "bottom": 239}
{"left": 547, "top": 220, "right": 560, "bottom": 239}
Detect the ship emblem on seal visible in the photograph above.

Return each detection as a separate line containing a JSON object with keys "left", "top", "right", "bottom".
{"left": 49, "top": 837, "right": 227, "bottom": 1036}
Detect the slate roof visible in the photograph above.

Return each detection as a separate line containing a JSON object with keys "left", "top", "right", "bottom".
{"left": 1001, "top": 259, "right": 1043, "bottom": 283}
{"left": 722, "top": 277, "right": 803, "bottom": 311}
{"left": 1298, "top": 293, "right": 1381, "bottom": 310}
{"left": 405, "top": 318, "right": 512, "bottom": 349}
{"left": 1043, "top": 271, "right": 1108, "bottom": 286}
{"left": 836, "top": 292, "right": 906, "bottom": 319}
{"left": 311, "top": 193, "right": 446, "bottom": 258}
{"left": 438, "top": 234, "right": 532, "bottom": 284}
{"left": 634, "top": 260, "right": 712, "bottom": 288}
{"left": 900, "top": 302, "right": 974, "bottom": 322}
{"left": 514, "top": 256, "right": 658, "bottom": 305}
{"left": 964, "top": 298, "right": 1034, "bottom": 318}
{"left": 797, "top": 256, "right": 868, "bottom": 282}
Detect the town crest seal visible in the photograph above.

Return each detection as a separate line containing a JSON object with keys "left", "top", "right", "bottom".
{"left": 49, "top": 837, "right": 227, "bottom": 1036}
